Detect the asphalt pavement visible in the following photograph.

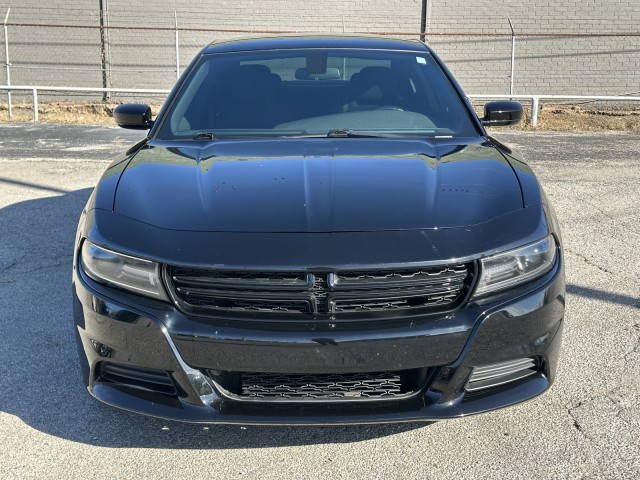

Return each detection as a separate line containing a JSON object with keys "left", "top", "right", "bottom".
{"left": 0, "top": 124, "right": 638, "bottom": 479}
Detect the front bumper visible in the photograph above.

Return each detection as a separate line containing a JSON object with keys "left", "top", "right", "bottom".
{"left": 73, "top": 256, "right": 564, "bottom": 425}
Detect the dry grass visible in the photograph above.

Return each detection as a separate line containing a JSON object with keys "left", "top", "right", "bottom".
{"left": 0, "top": 102, "right": 164, "bottom": 125}
{"left": 479, "top": 104, "right": 640, "bottom": 132}
{"left": 1, "top": 101, "right": 640, "bottom": 131}
{"left": 527, "top": 105, "right": 640, "bottom": 131}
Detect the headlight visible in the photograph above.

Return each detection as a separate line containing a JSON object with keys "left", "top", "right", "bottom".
{"left": 474, "top": 235, "right": 557, "bottom": 297}
{"left": 80, "top": 240, "right": 169, "bottom": 301}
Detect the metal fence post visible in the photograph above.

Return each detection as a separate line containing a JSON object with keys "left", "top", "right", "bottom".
{"left": 531, "top": 96, "right": 539, "bottom": 126}
{"left": 99, "top": 1, "right": 111, "bottom": 101}
{"left": 175, "top": 11, "right": 180, "bottom": 81}
{"left": 420, "top": 1, "right": 432, "bottom": 43}
{"left": 420, "top": 0, "right": 427, "bottom": 42}
{"left": 32, "top": 88, "right": 38, "bottom": 122}
{"left": 508, "top": 19, "right": 515, "bottom": 96}
{"left": 3, "top": 7, "right": 12, "bottom": 118}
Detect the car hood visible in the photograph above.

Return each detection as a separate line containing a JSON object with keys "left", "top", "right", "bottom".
{"left": 113, "top": 138, "right": 523, "bottom": 233}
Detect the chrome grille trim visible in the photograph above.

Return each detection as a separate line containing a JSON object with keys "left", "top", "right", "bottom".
{"left": 465, "top": 357, "right": 538, "bottom": 392}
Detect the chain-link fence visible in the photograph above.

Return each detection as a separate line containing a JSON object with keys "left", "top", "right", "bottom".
{"left": 2, "top": 1, "right": 640, "bottom": 106}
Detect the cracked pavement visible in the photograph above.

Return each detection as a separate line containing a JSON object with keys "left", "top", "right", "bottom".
{"left": 0, "top": 125, "right": 638, "bottom": 479}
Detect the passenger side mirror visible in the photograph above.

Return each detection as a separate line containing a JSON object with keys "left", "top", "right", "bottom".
{"left": 481, "top": 101, "right": 523, "bottom": 126}
{"left": 114, "top": 104, "right": 153, "bottom": 129}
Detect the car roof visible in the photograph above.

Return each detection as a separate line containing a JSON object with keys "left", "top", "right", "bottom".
{"left": 203, "top": 34, "right": 429, "bottom": 54}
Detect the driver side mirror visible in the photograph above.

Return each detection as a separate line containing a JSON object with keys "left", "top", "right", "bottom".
{"left": 481, "top": 101, "right": 523, "bottom": 127}
{"left": 114, "top": 104, "right": 153, "bottom": 129}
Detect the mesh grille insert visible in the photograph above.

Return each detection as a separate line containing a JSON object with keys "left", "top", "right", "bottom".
{"left": 242, "top": 372, "right": 402, "bottom": 399}
{"left": 208, "top": 369, "right": 430, "bottom": 402}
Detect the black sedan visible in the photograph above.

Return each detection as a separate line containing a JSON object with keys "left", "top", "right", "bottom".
{"left": 73, "top": 35, "right": 564, "bottom": 424}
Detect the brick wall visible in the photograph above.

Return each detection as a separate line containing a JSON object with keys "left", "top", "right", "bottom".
{"left": 428, "top": 0, "right": 640, "bottom": 95}
{"left": 1, "top": 1, "right": 639, "bottom": 99}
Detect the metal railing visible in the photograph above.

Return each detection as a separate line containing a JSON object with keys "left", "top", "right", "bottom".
{"left": 467, "top": 94, "right": 640, "bottom": 126}
{"left": 0, "top": 85, "right": 170, "bottom": 122}
{"left": 2, "top": 85, "right": 640, "bottom": 125}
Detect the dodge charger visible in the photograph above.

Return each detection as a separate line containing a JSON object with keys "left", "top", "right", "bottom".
{"left": 72, "top": 35, "right": 565, "bottom": 424}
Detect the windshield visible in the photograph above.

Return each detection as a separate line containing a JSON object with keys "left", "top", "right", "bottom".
{"left": 156, "top": 48, "right": 478, "bottom": 139}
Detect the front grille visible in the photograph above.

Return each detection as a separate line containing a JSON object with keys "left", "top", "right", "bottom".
{"left": 208, "top": 369, "right": 430, "bottom": 402}
{"left": 166, "top": 263, "right": 472, "bottom": 318}
{"left": 98, "top": 362, "right": 177, "bottom": 396}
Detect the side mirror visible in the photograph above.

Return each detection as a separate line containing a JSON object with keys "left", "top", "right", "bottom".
{"left": 481, "top": 101, "right": 523, "bottom": 127}
{"left": 114, "top": 104, "right": 153, "bottom": 129}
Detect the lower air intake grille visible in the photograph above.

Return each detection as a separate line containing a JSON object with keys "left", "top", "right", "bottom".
{"left": 242, "top": 372, "right": 402, "bottom": 399}
{"left": 209, "top": 369, "right": 430, "bottom": 402}
{"left": 98, "top": 362, "right": 177, "bottom": 396}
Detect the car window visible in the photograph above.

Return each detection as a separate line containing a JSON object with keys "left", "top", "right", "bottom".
{"left": 156, "top": 49, "right": 478, "bottom": 139}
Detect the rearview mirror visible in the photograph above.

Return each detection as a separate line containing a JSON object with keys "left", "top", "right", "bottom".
{"left": 295, "top": 67, "right": 341, "bottom": 80}
{"left": 114, "top": 104, "right": 153, "bottom": 129}
{"left": 481, "top": 101, "right": 523, "bottom": 127}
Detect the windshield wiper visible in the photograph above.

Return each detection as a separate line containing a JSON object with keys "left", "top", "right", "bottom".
{"left": 327, "top": 129, "right": 377, "bottom": 138}
{"left": 193, "top": 132, "right": 216, "bottom": 140}
{"left": 325, "top": 129, "right": 412, "bottom": 138}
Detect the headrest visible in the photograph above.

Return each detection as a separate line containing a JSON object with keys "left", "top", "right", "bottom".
{"left": 219, "top": 64, "right": 282, "bottom": 101}
{"left": 350, "top": 67, "right": 399, "bottom": 105}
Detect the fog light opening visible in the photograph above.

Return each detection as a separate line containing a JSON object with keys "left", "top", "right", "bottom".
{"left": 98, "top": 362, "right": 178, "bottom": 396}
{"left": 90, "top": 339, "right": 112, "bottom": 358}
